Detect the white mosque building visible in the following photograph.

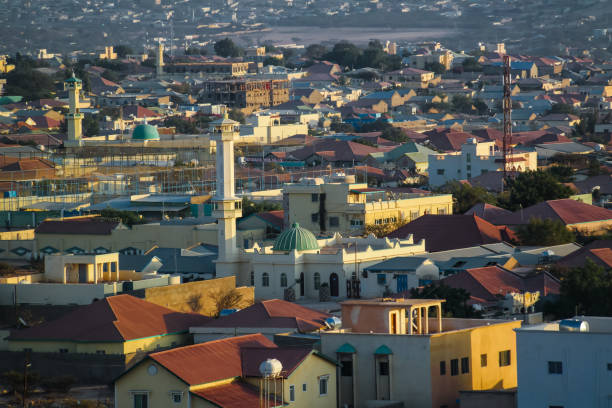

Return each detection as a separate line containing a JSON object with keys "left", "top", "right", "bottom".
{"left": 210, "top": 117, "right": 431, "bottom": 301}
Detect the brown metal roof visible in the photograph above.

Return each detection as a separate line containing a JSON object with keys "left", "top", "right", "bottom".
{"left": 35, "top": 217, "right": 121, "bottom": 235}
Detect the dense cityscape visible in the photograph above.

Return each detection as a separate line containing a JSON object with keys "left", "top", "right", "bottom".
{"left": 0, "top": 0, "right": 611, "bottom": 407}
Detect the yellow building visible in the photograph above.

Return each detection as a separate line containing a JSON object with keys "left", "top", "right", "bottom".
{"left": 0, "top": 55, "right": 15, "bottom": 74}
{"left": 283, "top": 175, "right": 453, "bottom": 235}
{"left": 114, "top": 334, "right": 337, "bottom": 408}
{"left": 320, "top": 298, "right": 521, "bottom": 408}
{"left": 7, "top": 294, "right": 210, "bottom": 355}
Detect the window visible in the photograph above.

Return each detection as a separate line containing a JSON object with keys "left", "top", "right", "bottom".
{"left": 377, "top": 274, "right": 387, "bottom": 285}
{"left": 481, "top": 354, "right": 487, "bottom": 367}
{"left": 250, "top": 271, "right": 254, "bottom": 286}
{"left": 461, "top": 357, "right": 469, "bottom": 374}
{"left": 311, "top": 213, "right": 319, "bottom": 222}
{"left": 437, "top": 208, "right": 446, "bottom": 215}
{"left": 289, "top": 385, "right": 295, "bottom": 402}
{"left": 329, "top": 217, "right": 339, "bottom": 227}
{"left": 311, "top": 193, "right": 319, "bottom": 202}
{"left": 499, "top": 350, "right": 511, "bottom": 367}
{"left": 410, "top": 211, "right": 419, "bottom": 220}
{"left": 171, "top": 392, "right": 182, "bottom": 403}
{"left": 280, "top": 273, "right": 287, "bottom": 287}
{"left": 262, "top": 272, "right": 269, "bottom": 287}
{"left": 319, "top": 377, "right": 328, "bottom": 396}
{"left": 59, "top": 348, "right": 68, "bottom": 353}
{"left": 607, "top": 363, "right": 612, "bottom": 371}
{"left": 133, "top": 393, "right": 148, "bottom": 408}
{"left": 314, "top": 272, "right": 321, "bottom": 290}
{"left": 548, "top": 361, "right": 563, "bottom": 375}
{"left": 96, "top": 350, "right": 106, "bottom": 355}
{"left": 436, "top": 169, "right": 445, "bottom": 175}
{"left": 379, "top": 361, "right": 389, "bottom": 376}
{"left": 440, "top": 361, "right": 446, "bottom": 375}
{"left": 450, "top": 359, "right": 459, "bottom": 376}
{"left": 350, "top": 219, "right": 364, "bottom": 227}
{"left": 341, "top": 361, "right": 353, "bottom": 376}
{"left": 302, "top": 384, "right": 307, "bottom": 392}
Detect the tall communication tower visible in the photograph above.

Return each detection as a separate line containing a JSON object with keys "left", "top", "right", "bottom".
{"left": 502, "top": 55, "right": 513, "bottom": 179}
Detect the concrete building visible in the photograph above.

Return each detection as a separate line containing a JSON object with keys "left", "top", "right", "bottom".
{"left": 239, "top": 113, "right": 308, "bottom": 144}
{"left": 516, "top": 316, "right": 612, "bottom": 408}
{"left": 282, "top": 175, "right": 453, "bottom": 235}
{"left": 64, "top": 74, "right": 83, "bottom": 146}
{"left": 198, "top": 79, "right": 290, "bottom": 113}
{"left": 114, "top": 334, "right": 337, "bottom": 408}
{"left": 156, "top": 42, "right": 164, "bottom": 77}
{"left": 320, "top": 298, "right": 521, "bottom": 408}
{"left": 166, "top": 61, "right": 250, "bottom": 77}
{"left": 44, "top": 252, "right": 120, "bottom": 284}
{"left": 428, "top": 139, "right": 537, "bottom": 187}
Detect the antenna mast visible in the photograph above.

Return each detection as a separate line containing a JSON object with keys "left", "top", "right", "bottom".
{"left": 502, "top": 55, "right": 513, "bottom": 180}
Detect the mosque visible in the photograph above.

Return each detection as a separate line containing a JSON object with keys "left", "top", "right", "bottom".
{"left": 210, "top": 117, "right": 431, "bottom": 301}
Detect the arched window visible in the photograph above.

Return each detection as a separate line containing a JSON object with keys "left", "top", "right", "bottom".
{"left": 250, "top": 270, "right": 255, "bottom": 286}
{"left": 314, "top": 272, "right": 321, "bottom": 290}
{"left": 262, "top": 272, "right": 269, "bottom": 287}
{"left": 280, "top": 273, "right": 288, "bottom": 287}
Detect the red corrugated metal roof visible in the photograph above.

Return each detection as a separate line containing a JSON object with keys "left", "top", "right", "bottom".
{"left": 192, "top": 381, "right": 280, "bottom": 408}
{"left": 9, "top": 295, "right": 210, "bottom": 342}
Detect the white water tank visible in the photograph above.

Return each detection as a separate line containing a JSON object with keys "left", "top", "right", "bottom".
{"left": 259, "top": 358, "right": 283, "bottom": 378}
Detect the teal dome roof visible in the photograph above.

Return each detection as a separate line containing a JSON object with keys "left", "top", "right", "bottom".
{"left": 132, "top": 124, "right": 160, "bottom": 140}
{"left": 273, "top": 223, "right": 319, "bottom": 252}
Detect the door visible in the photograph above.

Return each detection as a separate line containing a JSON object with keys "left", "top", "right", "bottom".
{"left": 299, "top": 272, "right": 305, "bottom": 297}
{"left": 78, "top": 264, "right": 88, "bottom": 283}
{"left": 397, "top": 274, "right": 408, "bottom": 293}
{"left": 330, "top": 273, "right": 339, "bottom": 297}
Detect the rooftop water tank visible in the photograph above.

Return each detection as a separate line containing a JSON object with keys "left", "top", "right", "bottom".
{"left": 259, "top": 358, "right": 283, "bottom": 378}
{"left": 559, "top": 319, "right": 589, "bottom": 332}
{"left": 324, "top": 316, "right": 342, "bottom": 330}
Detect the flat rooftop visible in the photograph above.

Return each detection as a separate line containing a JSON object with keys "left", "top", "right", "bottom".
{"left": 341, "top": 298, "right": 445, "bottom": 308}
{"left": 518, "top": 316, "right": 612, "bottom": 334}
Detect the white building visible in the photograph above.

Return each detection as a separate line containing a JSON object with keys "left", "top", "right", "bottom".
{"left": 239, "top": 113, "right": 308, "bottom": 144}
{"left": 428, "top": 139, "right": 537, "bottom": 187}
{"left": 516, "top": 316, "right": 612, "bottom": 408}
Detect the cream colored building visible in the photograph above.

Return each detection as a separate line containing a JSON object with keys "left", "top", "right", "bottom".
{"left": 44, "top": 252, "right": 120, "bottom": 284}
{"left": 428, "top": 139, "right": 538, "bottom": 187}
{"left": 239, "top": 113, "right": 309, "bottom": 144}
{"left": 282, "top": 175, "right": 453, "bottom": 235}
{"left": 114, "top": 334, "right": 337, "bottom": 408}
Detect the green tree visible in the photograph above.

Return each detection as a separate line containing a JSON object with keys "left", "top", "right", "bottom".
{"left": 547, "top": 165, "right": 575, "bottom": 183}
{"left": 214, "top": 38, "right": 242, "bottom": 58}
{"left": 101, "top": 69, "right": 121, "bottom": 83}
{"left": 113, "top": 45, "right": 134, "bottom": 58}
{"left": 517, "top": 218, "right": 575, "bottom": 246}
{"left": 305, "top": 44, "right": 328, "bottom": 60}
{"left": 410, "top": 283, "right": 482, "bottom": 318}
{"left": 548, "top": 103, "right": 576, "bottom": 115}
{"left": 324, "top": 41, "right": 361, "bottom": 68}
{"left": 163, "top": 116, "right": 198, "bottom": 134}
{"left": 451, "top": 95, "right": 475, "bottom": 114}
{"left": 330, "top": 121, "right": 355, "bottom": 133}
{"left": 241, "top": 197, "right": 282, "bottom": 218}
{"left": 3, "top": 69, "right": 56, "bottom": 100}
{"left": 462, "top": 58, "right": 482, "bottom": 72}
{"left": 555, "top": 259, "right": 612, "bottom": 317}
{"left": 502, "top": 170, "right": 574, "bottom": 210}
{"left": 424, "top": 61, "right": 446, "bottom": 74}
{"left": 473, "top": 98, "right": 489, "bottom": 115}
{"left": 229, "top": 108, "right": 245, "bottom": 124}
{"left": 83, "top": 114, "right": 99, "bottom": 137}
{"left": 100, "top": 208, "right": 144, "bottom": 227}
{"left": 436, "top": 181, "right": 498, "bottom": 214}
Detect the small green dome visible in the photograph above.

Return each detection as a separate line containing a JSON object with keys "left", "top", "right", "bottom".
{"left": 273, "top": 223, "right": 319, "bottom": 252}
{"left": 132, "top": 124, "right": 160, "bottom": 140}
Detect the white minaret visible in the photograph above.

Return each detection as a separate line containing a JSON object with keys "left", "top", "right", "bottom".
{"left": 64, "top": 73, "right": 83, "bottom": 145}
{"left": 156, "top": 42, "right": 164, "bottom": 77}
{"left": 210, "top": 112, "right": 242, "bottom": 277}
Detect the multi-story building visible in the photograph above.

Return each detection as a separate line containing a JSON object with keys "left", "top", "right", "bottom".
{"left": 199, "top": 79, "right": 290, "bottom": 113}
{"left": 282, "top": 175, "right": 453, "bottom": 235}
{"left": 166, "top": 61, "right": 250, "bottom": 77}
{"left": 320, "top": 298, "right": 521, "bottom": 408}
{"left": 516, "top": 316, "right": 612, "bottom": 408}
{"left": 239, "top": 113, "right": 308, "bottom": 144}
{"left": 428, "top": 139, "right": 537, "bottom": 187}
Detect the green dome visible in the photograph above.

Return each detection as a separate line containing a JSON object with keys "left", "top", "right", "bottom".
{"left": 273, "top": 223, "right": 319, "bottom": 252}
{"left": 132, "top": 124, "right": 160, "bottom": 140}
